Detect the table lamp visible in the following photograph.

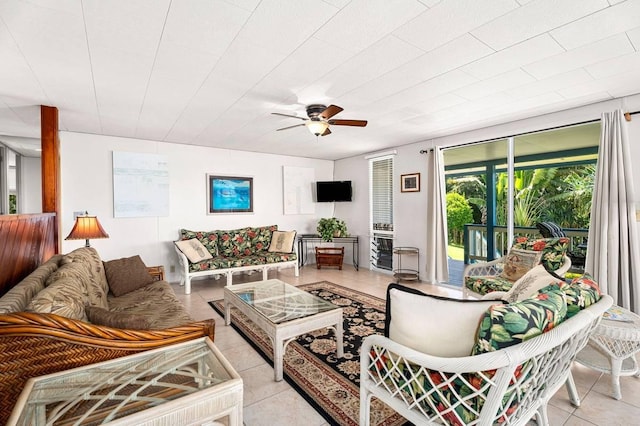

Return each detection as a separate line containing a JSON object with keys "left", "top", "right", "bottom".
{"left": 65, "top": 211, "right": 109, "bottom": 247}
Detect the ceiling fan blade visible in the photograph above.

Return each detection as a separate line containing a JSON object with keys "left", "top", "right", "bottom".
{"left": 272, "top": 112, "right": 307, "bottom": 121}
{"left": 328, "top": 119, "right": 368, "bottom": 127}
{"left": 320, "top": 104, "right": 344, "bottom": 119}
{"left": 276, "top": 123, "right": 306, "bottom": 131}
{"left": 321, "top": 127, "right": 332, "bottom": 136}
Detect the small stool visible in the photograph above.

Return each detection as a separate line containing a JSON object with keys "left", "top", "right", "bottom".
{"left": 315, "top": 247, "right": 344, "bottom": 270}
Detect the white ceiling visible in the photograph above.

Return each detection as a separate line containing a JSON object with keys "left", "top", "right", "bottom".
{"left": 0, "top": 0, "right": 639, "bottom": 161}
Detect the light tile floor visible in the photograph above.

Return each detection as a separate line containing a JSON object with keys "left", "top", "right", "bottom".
{"left": 170, "top": 266, "right": 640, "bottom": 426}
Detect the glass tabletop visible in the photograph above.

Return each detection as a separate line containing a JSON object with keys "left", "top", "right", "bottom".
{"left": 227, "top": 280, "right": 339, "bottom": 324}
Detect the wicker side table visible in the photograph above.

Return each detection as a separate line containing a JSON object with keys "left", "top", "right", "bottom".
{"left": 575, "top": 305, "right": 640, "bottom": 400}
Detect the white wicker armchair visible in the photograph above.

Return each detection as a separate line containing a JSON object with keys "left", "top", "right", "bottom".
{"left": 464, "top": 255, "right": 572, "bottom": 299}
{"left": 360, "top": 294, "right": 613, "bottom": 426}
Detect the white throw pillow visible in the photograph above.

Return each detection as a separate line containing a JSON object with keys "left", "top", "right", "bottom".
{"left": 267, "top": 230, "right": 296, "bottom": 253}
{"left": 175, "top": 239, "right": 213, "bottom": 263}
{"left": 499, "top": 248, "right": 543, "bottom": 281}
{"left": 386, "top": 284, "right": 500, "bottom": 357}
{"left": 502, "top": 264, "right": 564, "bottom": 303}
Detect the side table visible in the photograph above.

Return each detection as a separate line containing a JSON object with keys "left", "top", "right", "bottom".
{"left": 575, "top": 305, "right": 640, "bottom": 400}
{"left": 393, "top": 247, "right": 419, "bottom": 282}
{"left": 8, "top": 337, "right": 243, "bottom": 425}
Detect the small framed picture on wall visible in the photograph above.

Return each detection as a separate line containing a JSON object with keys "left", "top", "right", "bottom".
{"left": 400, "top": 173, "right": 420, "bottom": 193}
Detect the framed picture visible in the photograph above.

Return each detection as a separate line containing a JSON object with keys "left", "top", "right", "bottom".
{"left": 207, "top": 175, "right": 253, "bottom": 214}
{"left": 401, "top": 173, "right": 420, "bottom": 193}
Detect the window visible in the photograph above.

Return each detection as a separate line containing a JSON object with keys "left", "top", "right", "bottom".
{"left": 370, "top": 156, "right": 393, "bottom": 231}
{"left": 370, "top": 155, "right": 394, "bottom": 271}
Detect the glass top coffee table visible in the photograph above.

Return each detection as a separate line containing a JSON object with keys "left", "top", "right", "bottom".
{"left": 224, "top": 279, "right": 344, "bottom": 381}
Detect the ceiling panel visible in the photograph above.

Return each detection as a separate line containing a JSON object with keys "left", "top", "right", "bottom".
{"left": 460, "top": 34, "right": 564, "bottom": 80}
{"left": 393, "top": 0, "right": 517, "bottom": 52}
{"left": 471, "top": 0, "right": 609, "bottom": 50}
{"left": 523, "top": 33, "right": 634, "bottom": 80}
{"left": 550, "top": 0, "right": 640, "bottom": 50}
{"left": 453, "top": 69, "right": 535, "bottom": 101}
{"left": 312, "top": 0, "right": 426, "bottom": 53}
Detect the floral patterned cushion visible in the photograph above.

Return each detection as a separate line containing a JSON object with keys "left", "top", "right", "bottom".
{"left": 464, "top": 275, "right": 514, "bottom": 295}
{"left": 247, "top": 225, "right": 277, "bottom": 253}
{"left": 217, "top": 228, "right": 252, "bottom": 257}
{"left": 62, "top": 247, "right": 109, "bottom": 301}
{"left": 260, "top": 251, "right": 297, "bottom": 263}
{"left": 180, "top": 229, "right": 218, "bottom": 256}
{"left": 511, "top": 236, "right": 569, "bottom": 272}
{"left": 538, "top": 274, "right": 601, "bottom": 318}
{"left": 472, "top": 288, "right": 567, "bottom": 354}
{"left": 187, "top": 256, "right": 232, "bottom": 273}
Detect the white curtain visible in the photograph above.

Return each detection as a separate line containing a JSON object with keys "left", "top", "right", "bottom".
{"left": 424, "top": 147, "right": 449, "bottom": 283}
{"left": 586, "top": 110, "right": 640, "bottom": 313}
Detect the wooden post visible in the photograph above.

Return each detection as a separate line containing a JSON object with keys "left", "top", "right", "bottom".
{"left": 40, "top": 105, "right": 60, "bottom": 253}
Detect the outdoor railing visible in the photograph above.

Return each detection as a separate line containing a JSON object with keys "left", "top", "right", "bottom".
{"left": 463, "top": 224, "right": 589, "bottom": 264}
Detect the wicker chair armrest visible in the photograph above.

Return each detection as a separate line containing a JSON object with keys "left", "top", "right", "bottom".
{"left": 480, "top": 290, "right": 508, "bottom": 300}
{"left": 553, "top": 255, "right": 572, "bottom": 276}
{"left": 0, "top": 312, "right": 215, "bottom": 424}
{"left": 463, "top": 256, "right": 506, "bottom": 278}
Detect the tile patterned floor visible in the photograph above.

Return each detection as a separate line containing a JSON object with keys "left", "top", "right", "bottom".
{"left": 170, "top": 266, "right": 640, "bottom": 426}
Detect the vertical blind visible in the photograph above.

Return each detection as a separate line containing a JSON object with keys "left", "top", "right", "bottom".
{"left": 370, "top": 157, "right": 393, "bottom": 228}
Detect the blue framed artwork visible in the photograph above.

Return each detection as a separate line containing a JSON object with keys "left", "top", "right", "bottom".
{"left": 207, "top": 175, "right": 254, "bottom": 214}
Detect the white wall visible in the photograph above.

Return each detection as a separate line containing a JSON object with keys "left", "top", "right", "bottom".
{"left": 19, "top": 156, "right": 41, "bottom": 213}
{"left": 60, "top": 132, "right": 334, "bottom": 282}
{"left": 334, "top": 94, "right": 640, "bottom": 282}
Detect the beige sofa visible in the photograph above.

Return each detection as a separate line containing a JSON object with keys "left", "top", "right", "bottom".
{"left": 0, "top": 247, "right": 214, "bottom": 424}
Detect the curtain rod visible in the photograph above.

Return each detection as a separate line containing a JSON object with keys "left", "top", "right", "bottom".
{"left": 418, "top": 109, "right": 639, "bottom": 154}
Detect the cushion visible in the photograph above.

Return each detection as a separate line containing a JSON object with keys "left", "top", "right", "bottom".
{"left": 385, "top": 283, "right": 500, "bottom": 357}
{"left": 179, "top": 229, "right": 218, "bottom": 256}
{"left": 248, "top": 225, "right": 278, "bottom": 252}
{"left": 0, "top": 254, "right": 63, "bottom": 314}
{"left": 472, "top": 288, "right": 567, "bottom": 354}
{"left": 512, "top": 236, "right": 569, "bottom": 272}
{"left": 46, "top": 259, "right": 109, "bottom": 310}
{"left": 62, "top": 247, "right": 110, "bottom": 299}
{"left": 175, "top": 238, "right": 213, "bottom": 263}
{"left": 502, "top": 264, "right": 564, "bottom": 303}
{"left": 25, "top": 275, "right": 89, "bottom": 320}
{"left": 539, "top": 273, "right": 601, "bottom": 318}
{"left": 499, "top": 248, "right": 543, "bottom": 282}
{"left": 218, "top": 228, "right": 252, "bottom": 257}
{"left": 536, "top": 221, "right": 566, "bottom": 238}
{"left": 103, "top": 255, "right": 154, "bottom": 297}
{"left": 86, "top": 306, "right": 151, "bottom": 330}
{"left": 267, "top": 230, "right": 297, "bottom": 253}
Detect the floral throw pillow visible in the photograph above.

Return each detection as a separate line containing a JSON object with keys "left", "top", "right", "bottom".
{"left": 512, "top": 236, "right": 569, "bottom": 272}
{"left": 472, "top": 289, "right": 567, "bottom": 354}
{"left": 538, "top": 273, "right": 601, "bottom": 318}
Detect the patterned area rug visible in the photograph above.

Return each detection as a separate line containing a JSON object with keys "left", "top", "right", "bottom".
{"left": 208, "top": 281, "right": 406, "bottom": 426}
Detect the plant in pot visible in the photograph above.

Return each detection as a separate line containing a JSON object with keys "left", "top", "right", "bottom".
{"left": 317, "top": 218, "right": 348, "bottom": 242}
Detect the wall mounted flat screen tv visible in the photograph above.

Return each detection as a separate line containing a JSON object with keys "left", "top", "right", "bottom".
{"left": 316, "top": 181, "right": 352, "bottom": 202}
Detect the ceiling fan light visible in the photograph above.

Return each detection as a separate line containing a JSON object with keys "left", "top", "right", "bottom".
{"left": 306, "top": 120, "right": 329, "bottom": 136}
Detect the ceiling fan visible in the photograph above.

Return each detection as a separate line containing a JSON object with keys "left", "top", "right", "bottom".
{"left": 272, "top": 104, "right": 367, "bottom": 136}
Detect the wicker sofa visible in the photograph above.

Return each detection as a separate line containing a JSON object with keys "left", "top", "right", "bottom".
{"left": 0, "top": 247, "right": 215, "bottom": 424}
{"left": 174, "top": 225, "right": 299, "bottom": 294}
{"left": 361, "top": 278, "right": 612, "bottom": 426}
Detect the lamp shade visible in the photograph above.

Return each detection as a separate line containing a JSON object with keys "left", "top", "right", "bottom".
{"left": 65, "top": 214, "right": 109, "bottom": 247}
{"left": 306, "top": 120, "right": 329, "bottom": 136}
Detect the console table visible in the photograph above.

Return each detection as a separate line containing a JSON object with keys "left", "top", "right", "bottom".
{"left": 297, "top": 234, "right": 359, "bottom": 270}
